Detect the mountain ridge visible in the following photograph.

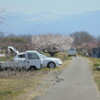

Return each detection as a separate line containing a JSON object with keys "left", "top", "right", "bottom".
{"left": 0, "top": 11, "right": 100, "bottom": 36}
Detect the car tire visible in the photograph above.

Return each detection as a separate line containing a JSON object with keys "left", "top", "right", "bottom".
{"left": 68, "top": 55, "right": 70, "bottom": 57}
{"left": 29, "top": 66, "right": 37, "bottom": 71}
{"left": 47, "top": 62, "right": 56, "bottom": 68}
{"left": 20, "top": 67, "right": 26, "bottom": 72}
{"left": 0, "top": 68, "right": 2, "bottom": 71}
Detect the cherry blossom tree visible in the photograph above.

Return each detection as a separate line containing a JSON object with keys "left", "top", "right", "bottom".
{"left": 32, "top": 34, "right": 74, "bottom": 56}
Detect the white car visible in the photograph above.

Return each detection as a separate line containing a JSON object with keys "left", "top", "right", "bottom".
{"left": 13, "top": 51, "right": 62, "bottom": 68}
{"left": 37, "top": 53, "right": 62, "bottom": 68}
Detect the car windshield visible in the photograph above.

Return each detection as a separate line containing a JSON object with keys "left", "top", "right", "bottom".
{"left": 69, "top": 49, "right": 76, "bottom": 51}
{"left": 38, "top": 52, "right": 48, "bottom": 58}
{"left": 69, "top": 49, "right": 76, "bottom": 52}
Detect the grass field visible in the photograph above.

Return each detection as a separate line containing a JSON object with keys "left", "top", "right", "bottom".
{"left": 0, "top": 52, "right": 71, "bottom": 100}
{"left": 89, "top": 58, "right": 100, "bottom": 91}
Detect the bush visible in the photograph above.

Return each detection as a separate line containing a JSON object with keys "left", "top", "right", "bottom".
{"left": 93, "top": 64, "right": 100, "bottom": 71}
{"left": 0, "top": 91, "right": 12, "bottom": 96}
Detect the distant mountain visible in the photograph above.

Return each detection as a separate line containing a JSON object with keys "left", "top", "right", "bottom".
{"left": 0, "top": 11, "right": 100, "bottom": 36}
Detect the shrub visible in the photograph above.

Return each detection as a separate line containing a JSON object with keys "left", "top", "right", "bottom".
{"left": 93, "top": 64, "right": 100, "bottom": 71}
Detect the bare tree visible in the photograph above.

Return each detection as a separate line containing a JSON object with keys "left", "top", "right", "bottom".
{"left": 96, "top": 36, "right": 100, "bottom": 42}
{"left": 32, "top": 34, "right": 74, "bottom": 56}
{"left": 71, "top": 31, "right": 94, "bottom": 46}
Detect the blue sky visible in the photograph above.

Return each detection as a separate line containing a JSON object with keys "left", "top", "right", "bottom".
{"left": 0, "top": 0, "right": 100, "bottom": 15}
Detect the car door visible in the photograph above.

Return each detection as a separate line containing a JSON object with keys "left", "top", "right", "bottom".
{"left": 26, "top": 52, "right": 42, "bottom": 69}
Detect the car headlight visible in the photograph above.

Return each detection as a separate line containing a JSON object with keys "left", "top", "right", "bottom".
{"left": 56, "top": 59, "right": 62, "bottom": 63}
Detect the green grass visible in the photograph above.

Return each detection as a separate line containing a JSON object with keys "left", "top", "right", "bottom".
{"left": 89, "top": 58, "right": 100, "bottom": 91}
{"left": 0, "top": 91, "right": 12, "bottom": 96}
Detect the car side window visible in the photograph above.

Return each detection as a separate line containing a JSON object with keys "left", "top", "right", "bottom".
{"left": 28, "top": 53, "right": 39, "bottom": 59}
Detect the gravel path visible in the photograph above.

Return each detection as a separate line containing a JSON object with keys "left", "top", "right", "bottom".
{"left": 34, "top": 56, "right": 100, "bottom": 100}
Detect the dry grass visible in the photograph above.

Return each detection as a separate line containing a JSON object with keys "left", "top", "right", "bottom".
{"left": 0, "top": 70, "right": 50, "bottom": 100}
{"left": 89, "top": 58, "right": 100, "bottom": 91}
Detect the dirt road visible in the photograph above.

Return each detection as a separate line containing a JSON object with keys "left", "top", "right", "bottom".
{"left": 34, "top": 56, "right": 100, "bottom": 100}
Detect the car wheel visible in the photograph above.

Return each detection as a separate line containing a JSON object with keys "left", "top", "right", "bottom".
{"left": 29, "top": 66, "right": 37, "bottom": 71}
{"left": 48, "top": 62, "right": 56, "bottom": 68}
{"left": 20, "top": 67, "right": 26, "bottom": 72}
{"left": 7, "top": 67, "right": 11, "bottom": 71}
{"left": 0, "top": 68, "right": 2, "bottom": 71}
{"left": 68, "top": 55, "right": 70, "bottom": 57}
